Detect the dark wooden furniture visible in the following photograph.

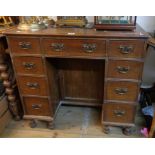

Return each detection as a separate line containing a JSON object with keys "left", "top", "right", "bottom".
{"left": 4, "top": 26, "right": 149, "bottom": 134}
{"left": 0, "top": 33, "right": 20, "bottom": 133}
{"left": 0, "top": 35, "right": 11, "bottom": 133}
{"left": 0, "top": 34, "right": 22, "bottom": 120}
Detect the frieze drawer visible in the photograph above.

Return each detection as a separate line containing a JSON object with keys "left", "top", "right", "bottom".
{"left": 42, "top": 38, "right": 106, "bottom": 57}
{"left": 8, "top": 37, "right": 41, "bottom": 54}
{"left": 108, "top": 40, "right": 145, "bottom": 58}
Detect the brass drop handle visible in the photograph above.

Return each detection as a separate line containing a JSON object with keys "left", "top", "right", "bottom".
{"left": 23, "top": 62, "right": 35, "bottom": 70}
{"left": 116, "top": 66, "right": 130, "bottom": 74}
{"left": 50, "top": 43, "right": 64, "bottom": 51}
{"left": 119, "top": 45, "right": 133, "bottom": 54}
{"left": 83, "top": 43, "right": 96, "bottom": 53}
{"left": 115, "top": 88, "right": 128, "bottom": 95}
{"left": 32, "top": 104, "right": 42, "bottom": 110}
{"left": 113, "top": 109, "right": 126, "bottom": 117}
{"left": 19, "top": 42, "right": 31, "bottom": 49}
{"left": 26, "top": 82, "right": 39, "bottom": 89}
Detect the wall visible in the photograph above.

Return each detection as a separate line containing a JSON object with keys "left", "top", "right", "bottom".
{"left": 137, "top": 16, "right": 155, "bottom": 85}
{"left": 142, "top": 47, "right": 155, "bottom": 85}
{"left": 137, "top": 16, "right": 155, "bottom": 34}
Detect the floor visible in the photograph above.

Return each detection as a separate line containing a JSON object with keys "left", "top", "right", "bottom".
{"left": 0, "top": 105, "right": 146, "bottom": 138}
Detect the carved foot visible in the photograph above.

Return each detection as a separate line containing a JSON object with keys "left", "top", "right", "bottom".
{"left": 47, "top": 121, "right": 55, "bottom": 130}
{"left": 122, "top": 127, "right": 132, "bottom": 136}
{"left": 29, "top": 120, "right": 37, "bottom": 128}
{"left": 103, "top": 125, "right": 110, "bottom": 134}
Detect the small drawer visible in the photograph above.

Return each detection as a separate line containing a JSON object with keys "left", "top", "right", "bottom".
{"left": 18, "top": 76, "right": 48, "bottom": 96}
{"left": 8, "top": 37, "right": 41, "bottom": 54}
{"left": 103, "top": 103, "right": 135, "bottom": 124}
{"left": 108, "top": 40, "right": 145, "bottom": 58}
{"left": 23, "top": 97, "right": 51, "bottom": 116}
{"left": 106, "top": 81, "right": 139, "bottom": 101}
{"left": 42, "top": 38, "right": 106, "bottom": 57}
{"left": 107, "top": 60, "right": 143, "bottom": 80}
{"left": 13, "top": 56, "right": 45, "bottom": 75}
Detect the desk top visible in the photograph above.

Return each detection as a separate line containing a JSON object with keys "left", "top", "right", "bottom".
{"left": 3, "top": 25, "right": 149, "bottom": 39}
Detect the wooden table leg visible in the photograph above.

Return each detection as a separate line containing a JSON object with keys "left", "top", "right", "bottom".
{"left": 0, "top": 40, "right": 21, "bottom": 120}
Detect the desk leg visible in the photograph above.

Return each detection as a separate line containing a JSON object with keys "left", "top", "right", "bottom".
{"left": 122, "top": 127, "right": 132, "bottom": 136}
{"left": 29, "top": 119, "right": 38, "bottom": 128}
{"left": 103, "top": 125, "right": 110, "bottom": 134}
{"left": 47, "top": 121, "right": 55, "bottom": 130}
{"left": 0, "top": 63, "right": 21, "bottom": 120}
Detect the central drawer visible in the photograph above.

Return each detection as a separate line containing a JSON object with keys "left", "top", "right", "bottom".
{"left": 18, "top": 76, "right": 48, "bottom": 96}
{"left": 23, "top": 97, "right": 51, "bottom": 116}
{"left": 42, "top": 38, "right": 106, "bottom": 57}
{"left": 106, "top": 81, "right": 139, "bottom": 102}
{"left": 13, "top": 56, "right": 45, "bottom": 75}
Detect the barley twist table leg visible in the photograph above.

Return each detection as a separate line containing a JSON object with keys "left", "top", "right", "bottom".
{"left": 0, "top": 63, "right": 21, "bottom": 120}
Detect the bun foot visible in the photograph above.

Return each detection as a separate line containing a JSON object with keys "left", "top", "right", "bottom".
{"left": 48, "top": 122, "right": 55, "bottom": 130}
{"left": 103, "top": 125, "right": 110, "bottom": 134}
{"left": 29, "top": 120, "right": 37, "bottom": 128}
{"left": 122, "top": 127, "right": 132, "bottom": 136}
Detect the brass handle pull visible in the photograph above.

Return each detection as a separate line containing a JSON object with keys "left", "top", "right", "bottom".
{"left": 113, "top": 109, "right": 126, "bottom": 117}
{"left": 23, "top": 62, "right": 35, "bottom": 70}
{"left": 50, "top": 43, "right": 64, "bottom": 51}
{"left": 19, "top": 42, "right": 31, "bottom": 49}
{"left": 119, "top": 45, "right": 133, "bottom": 54}
{"left": 116, "top": 66, "right": 130, "bottom": 74}
{"left": 83, "top": 43, "right": 96, "bottom": 53}
{"left": 32, "top": 104, "right": 42, "bottom": 110}
{"left": 115, "top": 88, "right": 128, "bottom": 95}
{"left": 26, "top": 82, "right": 39, "bottom": 89}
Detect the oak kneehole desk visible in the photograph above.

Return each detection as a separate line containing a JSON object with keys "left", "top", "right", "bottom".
{"left": 4, "top": 27, "right": 149, "bottom": 135}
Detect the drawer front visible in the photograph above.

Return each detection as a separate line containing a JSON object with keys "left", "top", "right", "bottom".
{"left": 18, "top": 76, "right": 48, "bottom": 96}
{"left": 106, "top": 81, "right": 139, "bottom": 101}
{"left": 108, "top": 40, "right": 145, "bottom": 58}
{"left": 42, "top": 38, "right": 106, "bottom": 57}
{"left": 13, "top": 56, "right": 45, "bottom": 75}
{"left": 103, "top": 103, "right": 135, "bottom": 123}
{"left": 107, "top": 60, "right": 143, "bottom": 80}
{"left": 23, "top": 97, "right": 51, "bottom": 116}
{"left": 8, "top": 37, "right": 41, "bottom": 54}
